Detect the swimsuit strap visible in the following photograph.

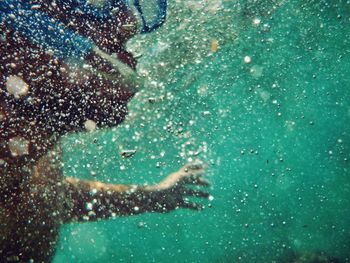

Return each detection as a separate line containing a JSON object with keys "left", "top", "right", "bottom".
{"left": 133, "top": 0, "right": 167, "bottom": 33}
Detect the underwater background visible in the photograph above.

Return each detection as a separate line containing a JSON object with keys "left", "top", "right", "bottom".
{"left": 53, "top": 0, "right": 350, "bottom": 262}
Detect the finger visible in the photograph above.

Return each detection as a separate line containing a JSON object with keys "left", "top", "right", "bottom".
{"left": 184, "top": 189, "right": 210, "bottom": 198}
{"left": 181, "top": 201, "right": 204, "bottom": 210}
{"left": 182, "top": 167, "right": 205, "bottom": 178}
{"left": 195, "top": 177, "right": 210, "bottom": 186}
{"left": 182, "top": 176, "right": 210, "bottom": 186}
{"left": 184, "top": 162, "right": 205, "bottom": 171}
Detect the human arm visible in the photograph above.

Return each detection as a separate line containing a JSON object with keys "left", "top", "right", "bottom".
{"left": 83, "top": 46, "right": 144, "bottom": 93}
{"left": 61, "top": 163, "right": 210, "bottom": 222}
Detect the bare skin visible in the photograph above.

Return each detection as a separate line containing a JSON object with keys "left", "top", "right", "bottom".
{"left": 0, "top": 8, "right": 210, "bottom": 263}
{"left": 0, "top": 144, "right": 209, "bottom": 262}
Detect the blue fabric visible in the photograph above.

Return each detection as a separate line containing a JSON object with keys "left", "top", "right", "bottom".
{"left": 49, "top": 0, "right": 129, "bottom": 20}
{"left": 0, "top": 0, "right": 94, "bottom": 60}
{"left": 0, "top": 0, "right": 167, "bottom": 60}
{"left": 133, "top": 0, "right": 167, "bottom": 33}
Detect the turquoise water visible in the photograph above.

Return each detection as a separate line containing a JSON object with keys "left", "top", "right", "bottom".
{"left": 54, "top": 1, "right": 350, "bottom": 262}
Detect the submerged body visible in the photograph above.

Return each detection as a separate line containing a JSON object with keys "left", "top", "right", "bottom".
{"left": 0, "top": 1, "right": 208, "bottom": 261}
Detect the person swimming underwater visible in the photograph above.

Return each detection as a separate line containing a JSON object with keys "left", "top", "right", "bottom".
{"left": 0, "top": 0, "right": 210, "bottom": 262}
{"left": 1, "top": 0, "right": 168, "bottom": 90}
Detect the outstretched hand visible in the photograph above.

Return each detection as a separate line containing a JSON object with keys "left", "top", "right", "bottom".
{"left": 147, "top": 161, "right": 211, "bottom": 212}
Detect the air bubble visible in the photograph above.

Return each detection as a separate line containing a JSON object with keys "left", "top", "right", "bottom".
{"left": 6, "top": 75, "right": 29, "bottom": 98}
{"left": 8, "top": 136, "right": 30, "bottom": 156}
{"left": 84, "top": 119, "right": 96, "bottom": 131}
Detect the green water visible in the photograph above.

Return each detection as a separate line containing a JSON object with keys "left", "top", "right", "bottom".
{"left": 53, "top": 0, "right": 350, "bottom": 262}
